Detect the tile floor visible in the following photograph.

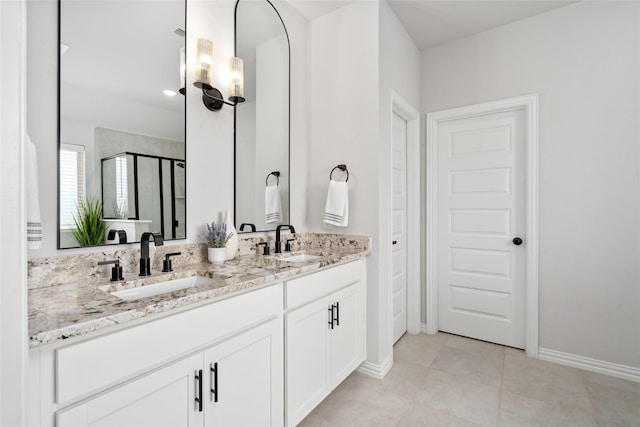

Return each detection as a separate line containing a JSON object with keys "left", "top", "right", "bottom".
{"left": 299, "top": 332, "right": 640, "bottom": 427}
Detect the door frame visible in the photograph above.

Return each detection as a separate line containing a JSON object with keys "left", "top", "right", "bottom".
{"left": 388, "top": 90, "right": 421, "bottom": 339}
{"left": 425, "top": 94, "right": 539, "bottom": 357}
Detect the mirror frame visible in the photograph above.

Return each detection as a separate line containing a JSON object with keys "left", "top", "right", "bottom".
{"left": 233, "top": 0, "right": 291, "bottom": 233}
{"left": 56, "top": 0, "right": 188, "bottom": 249}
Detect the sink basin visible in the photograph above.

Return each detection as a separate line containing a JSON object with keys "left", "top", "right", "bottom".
{"left": 283, "top": 254, "right": 322, "bottom": 263}
{"left": 109, "top": 276, "right": 217, "bottom": 301}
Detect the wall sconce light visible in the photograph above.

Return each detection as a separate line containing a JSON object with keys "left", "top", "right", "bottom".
{"left": 179, "top": 47, "right": 186, "bottom": 95}
{"left": 193, "top": 38, "right": 245, "bottom": 111}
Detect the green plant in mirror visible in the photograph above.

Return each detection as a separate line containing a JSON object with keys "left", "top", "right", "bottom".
{"left": 72, "top": 198, "right": 107, "bottom": 246}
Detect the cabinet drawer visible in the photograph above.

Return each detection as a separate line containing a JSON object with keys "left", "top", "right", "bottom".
{"left": 56, "top": 283, "right": 282, "bottom": 405}
{"left": 285, "top": 260, "right": 364, "bottom": 309}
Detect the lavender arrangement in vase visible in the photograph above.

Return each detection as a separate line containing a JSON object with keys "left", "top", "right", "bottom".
{"left": 202, "top": 221, "right": 234, "bottom": 263}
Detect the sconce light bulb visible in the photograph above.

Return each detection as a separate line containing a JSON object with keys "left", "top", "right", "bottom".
{"left": 194, "top": 38, "right": 214, "bottom": 89}
{"left": 229, "top": 56, "right": 245, "bottom": 102}
{"left": 179, "top": 47, "right": 186, "bottom": 93}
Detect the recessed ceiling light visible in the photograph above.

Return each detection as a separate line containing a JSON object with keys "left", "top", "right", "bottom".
{"left": 163, "top": 90, "right": 177, "bottom": 97}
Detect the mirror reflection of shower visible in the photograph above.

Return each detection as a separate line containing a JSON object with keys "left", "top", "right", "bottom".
{"left": 102, "top": 152, "right": 186, "bottom": 242}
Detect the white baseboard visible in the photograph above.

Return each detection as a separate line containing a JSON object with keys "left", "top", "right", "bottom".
{"left": 538, "top": 348, "right": 640, "bottom": 383}
{"left": 357, "top": 355, "right": 393, "bottom": 379}
{"left": 421, "top": 322, "right": 428, "bottom": 334}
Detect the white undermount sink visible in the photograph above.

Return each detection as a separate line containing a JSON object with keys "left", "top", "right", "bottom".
{"left": 109, "top": 276, "right": 216, "bottom": 301}
{"left": 283, "top": 254, "right": 322, "bottom": 263}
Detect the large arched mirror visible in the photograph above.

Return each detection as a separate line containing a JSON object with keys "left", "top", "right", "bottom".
{"left": 57, "top": 0, "right": 186, "bottom": 249}
{"left": 234, "top": 0, "right": 290, "bottom": 233}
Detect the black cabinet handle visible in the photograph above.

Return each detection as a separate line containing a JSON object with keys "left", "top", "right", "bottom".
{"left": 392, "top": 240, "right": 397, "bottom": 245}
{"left": 210, "top": 362, "right": 218, "bottom": 402}
{"left": 513, "top": 237, "right": 523, "bottom": 246}
{"left": 328, "top": 305, "right": 334, "bottom": 329}
{"left": 195, "top": 369, "right": 203, "bottom": 412}
{"left": 334, "top": 302, "right": 340, "bottom": 326}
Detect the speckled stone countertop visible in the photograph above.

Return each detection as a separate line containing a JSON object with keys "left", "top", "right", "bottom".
{"left": 28, "top": 233, "right": 370, "bottom": 348}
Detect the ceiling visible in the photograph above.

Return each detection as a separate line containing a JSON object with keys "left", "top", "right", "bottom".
{"left": 286, "top": 0, "right": 576, "bottom": 50}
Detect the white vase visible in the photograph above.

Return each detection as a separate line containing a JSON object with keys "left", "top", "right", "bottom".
{"left": 224, "top": 210, "right": 239, "bottom": 260}
{"left": 208, "top": 247, "right": 226, "bottom": 264}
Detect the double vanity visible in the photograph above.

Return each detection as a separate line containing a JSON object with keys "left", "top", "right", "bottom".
{"left": 27, "top": 233, "right": 370, "bottom": 427}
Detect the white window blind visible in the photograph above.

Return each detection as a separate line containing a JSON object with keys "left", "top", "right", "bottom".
{"left": 114, "top": 155, "right": 128, "bottom": 217}
{"left": 59, "top": 143, "right": 85, "bottom": 229}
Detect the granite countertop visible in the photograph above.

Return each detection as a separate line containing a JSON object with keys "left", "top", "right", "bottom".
{"left": 28, "top": 247, "right": 368, "bottom": 348}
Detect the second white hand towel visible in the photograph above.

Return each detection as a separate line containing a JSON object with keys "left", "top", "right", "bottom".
{"left": 265, "top": 184, "right": 282, "bottom": 224}
{"left": 323, "top": 180, "right": 348, "bottom": 227}
{"left": 26, "top": 134, "right": 43, "bottom": 250}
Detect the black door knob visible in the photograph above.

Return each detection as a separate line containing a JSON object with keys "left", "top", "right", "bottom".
{"left": 513, "top": 237, "right": 523, "bottom": 246}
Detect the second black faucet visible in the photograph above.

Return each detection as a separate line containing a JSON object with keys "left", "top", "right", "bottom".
{"left": 275, "top": 224, "right": 295, "bottom": 254}
{"left": 139, "top": 232, "right": 164, "bottom": 276}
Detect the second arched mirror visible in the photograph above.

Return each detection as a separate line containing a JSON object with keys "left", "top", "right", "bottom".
{"left": 234, "top": 0, "right": 290, "bottom": 233}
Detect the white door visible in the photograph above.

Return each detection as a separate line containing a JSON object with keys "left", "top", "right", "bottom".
{"left": 286, "top": 297, "right": 331, "bottom": 427}
{"left": 206, "top": 318, "right": 283, "bottom": 427}
{"left": 57, "top": 353, "right": 204, "bottom": 427}
{"left": 392, "top": 113, "right": 408, "bottom": 344}
{"left": 437, "top": 109, "right": 526, "bottom": 348}
{"left": 329, "top": 283, "right": 365, "bottom": 386}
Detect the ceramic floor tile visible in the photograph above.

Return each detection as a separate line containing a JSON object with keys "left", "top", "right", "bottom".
{"left": 313, "top": 388, "right": 411, "bottom": 427}
{"left": 585, "top": 381, "right": 640, "bottom": 427}
{"left": 398, "top": 401, "right": 483, "bottom": 427}
{"left": 498, "top": 390, "right": 548, "bottom": 427}
{"left": 431, "top": 345, "right": 503, "bottom": 388}
{"left": 414, "top": 368, "right": 500, "bottom": 427}
{"left": 379, "top": 358, "right": 430, "bottom": 401}
{"left": 393, "top": 332, "right": 447, "bottom": 367}
{"left": 499, "top": 389, "right": 600, "bottom": 427}
{"left": 580, "top": 370, "right": 640, "bottom": 396}
{"left": 296, "top": 334, "right": 640, "bottom": 427}
{"left": 298, "top": 412, "right": 334, "bottom": 427}
{"left": 502, "top": 357, "right": 589, "bottom": 402}
{"left": 445, "top": 334, "right": 506, "bottom": 360}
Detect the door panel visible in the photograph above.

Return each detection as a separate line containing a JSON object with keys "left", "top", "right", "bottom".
{"left": 438, "top": 110, "right": 525, "bottom": 348}
{"left": 392, "top": 113, "right": 408, "bottom": 343}
{"left": 206, "top": 318, "right": 282, "bottom": 427}
{"left": 286, "top": 298, "right": 331, "bottom": 426}
{"left": 330, "top": 284, "right": 364, "bottom": 386}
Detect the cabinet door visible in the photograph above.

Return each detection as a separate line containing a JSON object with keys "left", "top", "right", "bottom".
{"left": 205, "top": 318, "right": 283, "bottom": 427}
{"left": 329, "top": 282, "right": 365, "bottom": 387}
{"left": 57, "top": 353, "right": 204, "bottom": 427}
{"left": 286, "top": 297, "right": 332, "bottom": 427}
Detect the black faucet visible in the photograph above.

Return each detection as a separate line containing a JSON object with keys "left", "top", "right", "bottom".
{"left": 275, "top": 224, "right": 295, "bottom": 254}
{"left": 239, "top": 223, "right": 256, "bottom": 232}
{"left": 139, "top": 232, "right": 164, "bottom": 276}
{"left": 107, "top": 229, "right": 127, "bottom": 244}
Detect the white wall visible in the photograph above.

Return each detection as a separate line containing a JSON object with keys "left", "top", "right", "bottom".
{"left": 307, "top": 2, "right": 382, "bottom": 363}
{"left": 26, "top": 0, "right": 308, "bottom": 258}
{"left": 378, "top": 0, "right": 421, "bottom": 342}
{"left": 1, "top": 0, "right": 28, "bottom": 424}
{"left": 306, "top": 2, "right": 420, "bottom": 368}
{"left": 421, "top": 1, "right": 640, "bottom": 368}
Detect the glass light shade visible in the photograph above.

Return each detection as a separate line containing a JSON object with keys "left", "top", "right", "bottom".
{"left": 179, "top": 47, "right": 186, "bottom": 94}
{"left": 228, "top": 56, "right": 245, "bottom": 102}
{"left": 194, "top": 38, "right": 213, "bottom": 89}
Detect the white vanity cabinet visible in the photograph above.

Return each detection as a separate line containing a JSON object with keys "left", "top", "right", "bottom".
{"left": 56, "top": 318, "right": 282, "bottom": 427}
{"left": 284, "top": 260, "right": 366, "bottom": 427}
{"left": 30, "top": 284, "right": 283, "bottom": 427}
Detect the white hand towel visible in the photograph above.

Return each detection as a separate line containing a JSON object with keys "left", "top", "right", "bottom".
{"left": 323, "top": 180, "right": 348, "bottom": 227}
{"left": 26, "top": 135, "right": 43, "bottom": 250}
{"left": 265, "top": 184, "right": 282, "bottom": 224}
